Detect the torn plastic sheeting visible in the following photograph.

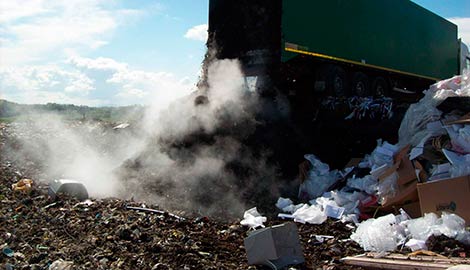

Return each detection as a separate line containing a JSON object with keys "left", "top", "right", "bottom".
{"left": 377, "top": 172, "right": 399, "bottom": 205}
{"left": 240, "top": 207, "right": 267, "bottom": 229}
{"left": 366, "top": 140, "right": 399, "bottom": 169}
{"left": 445, "top": 125, "right": 470, "bottom": 154}
{"left": 276, "top": 197, "right": 293, "bottom": 210}
{"left": 330, "top": 190, "right": 366, "bottom": 210}
{"left": 350, "top": 213, "right": 406, "bottom": 252}
{"left": 442, "top": 149, "right": 470, "bottom": 178}
{"left": 409, "top": 134, "right": 432, "bottom": 160}
{"left": 398, "top": 73, "right": 470, "bottom": 148}
{"left": 405, "top": 212, "right": 467, "bottom": 242}
{"left": 315, "top": 191, "right": 362, "bottom": 217}
{"left": 352, "top": 211, "right": 470, "bottom": 253}
{"left": 299, "top": 154, "right": 340, "bottom": 200}
{"left": 347, "top": 175, "right": 378, "bottom": 195}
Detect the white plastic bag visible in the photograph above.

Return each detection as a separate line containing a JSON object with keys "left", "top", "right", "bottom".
{"left": 299, "top": 154, "right": 340, "bottom": 200}
{"left": 292, "top": 204, "right": 327, "bottom": 224}
{"left": 350, "top": 214, "right": 401, "bottom": 252}
{"left": 240, "top": 207, "right": 267, "bottom": 229}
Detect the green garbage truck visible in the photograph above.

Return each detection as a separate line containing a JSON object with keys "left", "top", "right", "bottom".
{"left": 208, "top": 0, "right": 470, "bottom": 97}
{"left": 205, "top": 0, "right": 470, "bottom": 168}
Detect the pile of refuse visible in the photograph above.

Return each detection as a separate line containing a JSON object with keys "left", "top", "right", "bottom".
{"left": 0, "top": 157, "right": 364, "bottom": 269}
{"left": 240, "top": 74, "right": 470, "bottom": 267}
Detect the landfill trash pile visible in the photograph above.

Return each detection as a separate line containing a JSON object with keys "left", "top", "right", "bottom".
{"left": 238, "top": 73, "right": 470, "bottom": 267}
{"left": 0, "top": 151, "right": 364, "bottom": 269}
{"left": 1, "top": 69, "right": 470, "bottom": 269}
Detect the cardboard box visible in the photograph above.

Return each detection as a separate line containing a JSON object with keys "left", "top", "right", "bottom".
{"left": 417, "top": 175, "right": 470, "bottom": 225}
{"left": 381, "top": 179, "right": 419, "bottom": 211}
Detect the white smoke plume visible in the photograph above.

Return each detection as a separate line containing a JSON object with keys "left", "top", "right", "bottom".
{"left": 5, "top": 59, "right": 280, "bottom": 218}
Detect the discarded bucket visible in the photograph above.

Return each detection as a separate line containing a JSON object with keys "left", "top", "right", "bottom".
{"left": 244, "top": 222, "right": 304, "bottom": 269}
{"left": 48, "top": 179, "right": 89, "bottom": 201}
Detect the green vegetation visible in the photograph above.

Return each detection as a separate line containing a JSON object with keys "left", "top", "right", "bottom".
{"left": 0, "top": 99, "right": 145, "bottom": 122}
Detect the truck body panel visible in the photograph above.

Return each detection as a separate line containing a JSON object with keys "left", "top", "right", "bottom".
{"left": 281, "top": 0, "right": 459, "bottom": 80}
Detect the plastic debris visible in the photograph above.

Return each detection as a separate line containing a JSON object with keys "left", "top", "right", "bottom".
{"left": 2, "top": 247, "right": 14, "bottom": 257}
{"left": 275, "top": 197, "right": 293, "bottom": 210}
{"left": 405, "top": 239, "right": 427, "bottom": 251}
{"left": 313, "top": 235, "right": 334, "bottom": 243}
{"left": 49, "top": 259, "right": 73, "bottom": 270}
{"left": 324, "top": 204, "right": 345, "bottom": 219}
{"left": 240, "top": 207, "right": 267, "bottom": 229}
{"left": 346, "top": 175, "right": 377, "bottom": 195}
{"left": 350, "top": 213, "right": 406, "bottom": 252}
{"left": 292, "top": 204, "right": 327, "bottom": 224}
{"left": 11, "top": 179, "right": 33, "bottom": 193}
{"left": 352, "top": 211, "right": 470, "bottom": 252}
{"left": 113, "top": 123, "right": 130, "bottom": 129}
{"left": 299, "top": 154, "right": 340, "bottom": 200}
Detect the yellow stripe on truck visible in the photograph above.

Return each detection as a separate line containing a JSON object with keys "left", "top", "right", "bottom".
{"left": 285, "top": 47, "right": 440, "bottom": 81}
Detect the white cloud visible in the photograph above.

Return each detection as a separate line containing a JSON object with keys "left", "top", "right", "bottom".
{"left": 116, "top": 88, "right": 149, "bottom": 99}
{"left": 449, "top": 17, "right": 470, "bottom": 44}
{"left": 0, "top": 65, "right": 94, "bottom": 94}
{"left": 1, "top": 56, "right": 196, "bottom": 106}
{"left": 0, "top": 0, "right": 142, "bottom": 66}
{"left": 0, "top": 1, "right": 198, "bottom": 106}
{"left": 184, "top": 24, "right": 208, "bottom": 42}
{"left": 69, "top": 56, "right": 127, "bottom": 71}
{"left": 0, "top": 0, "right": 47, "bottom": 23}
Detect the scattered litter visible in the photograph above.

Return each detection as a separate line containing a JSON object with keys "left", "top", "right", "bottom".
{"left": 324, "top": 204, "right": 345, "bottom": 219}
{"left": 126, "top": 206, "right": 185, "bottom": 220}
{"left": 405, "top": 239, "right": 427, "bottom": 251}
{"left": 240, "top": 207, "right": 267, "bottom": 229}
{"left": 113, "top": 123, "right": 130, "bottom": 129}
{"left": 11, "top": 179, "right": 33, "bottom": 193}
{"left": 352, "top": 211, "right": 470, "bottom": 252}
{"left": 313, "top": 235, "right": 334, "bottom": 243}
{"left": 292, "top": 204, "right": 327, "bottom": 224}
{"left": 298, "top": 154, "right": 340, "bottom": 200}
{"left": 2, "top": 247, "right": 14, "bottom": 257}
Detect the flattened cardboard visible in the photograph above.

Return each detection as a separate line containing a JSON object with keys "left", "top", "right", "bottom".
{"left": 418, "top": 175, "right": 470, "bottom": 225}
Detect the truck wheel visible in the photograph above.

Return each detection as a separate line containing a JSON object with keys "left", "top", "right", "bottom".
{"left": 352, "top": 72, "right": 370, "bottom": 97}
{"left": 326, "top": 66, "right": 348, "bottom": 97}
{"left": 372, "top": 77, "right": 389, "bottom": 97}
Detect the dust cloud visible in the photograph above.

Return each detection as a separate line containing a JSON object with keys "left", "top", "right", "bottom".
{"left": 5, "top": 59, "right": 282, "bottom": 218}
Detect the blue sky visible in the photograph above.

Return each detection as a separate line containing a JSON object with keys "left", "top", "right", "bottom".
{"left": 0, "top": 0, "right": 469, "bottom": 106}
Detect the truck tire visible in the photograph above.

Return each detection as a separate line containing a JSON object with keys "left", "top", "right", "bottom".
{"left": 326, "top": 65, "right": 349, "bottom": 97}
{"left": 352, "top": 72, "right": 370, "bottom": 97}
{"left": 372, "top": 77, "right": 389, "bottom": 97}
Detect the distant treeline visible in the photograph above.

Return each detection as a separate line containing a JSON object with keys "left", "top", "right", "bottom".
{"left": 0, "top": 99, "right": 145, "bottom": 122}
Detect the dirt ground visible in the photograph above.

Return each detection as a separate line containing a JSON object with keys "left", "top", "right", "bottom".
{"left": 0, "top": 122, "right": 364, "bottom": 269}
